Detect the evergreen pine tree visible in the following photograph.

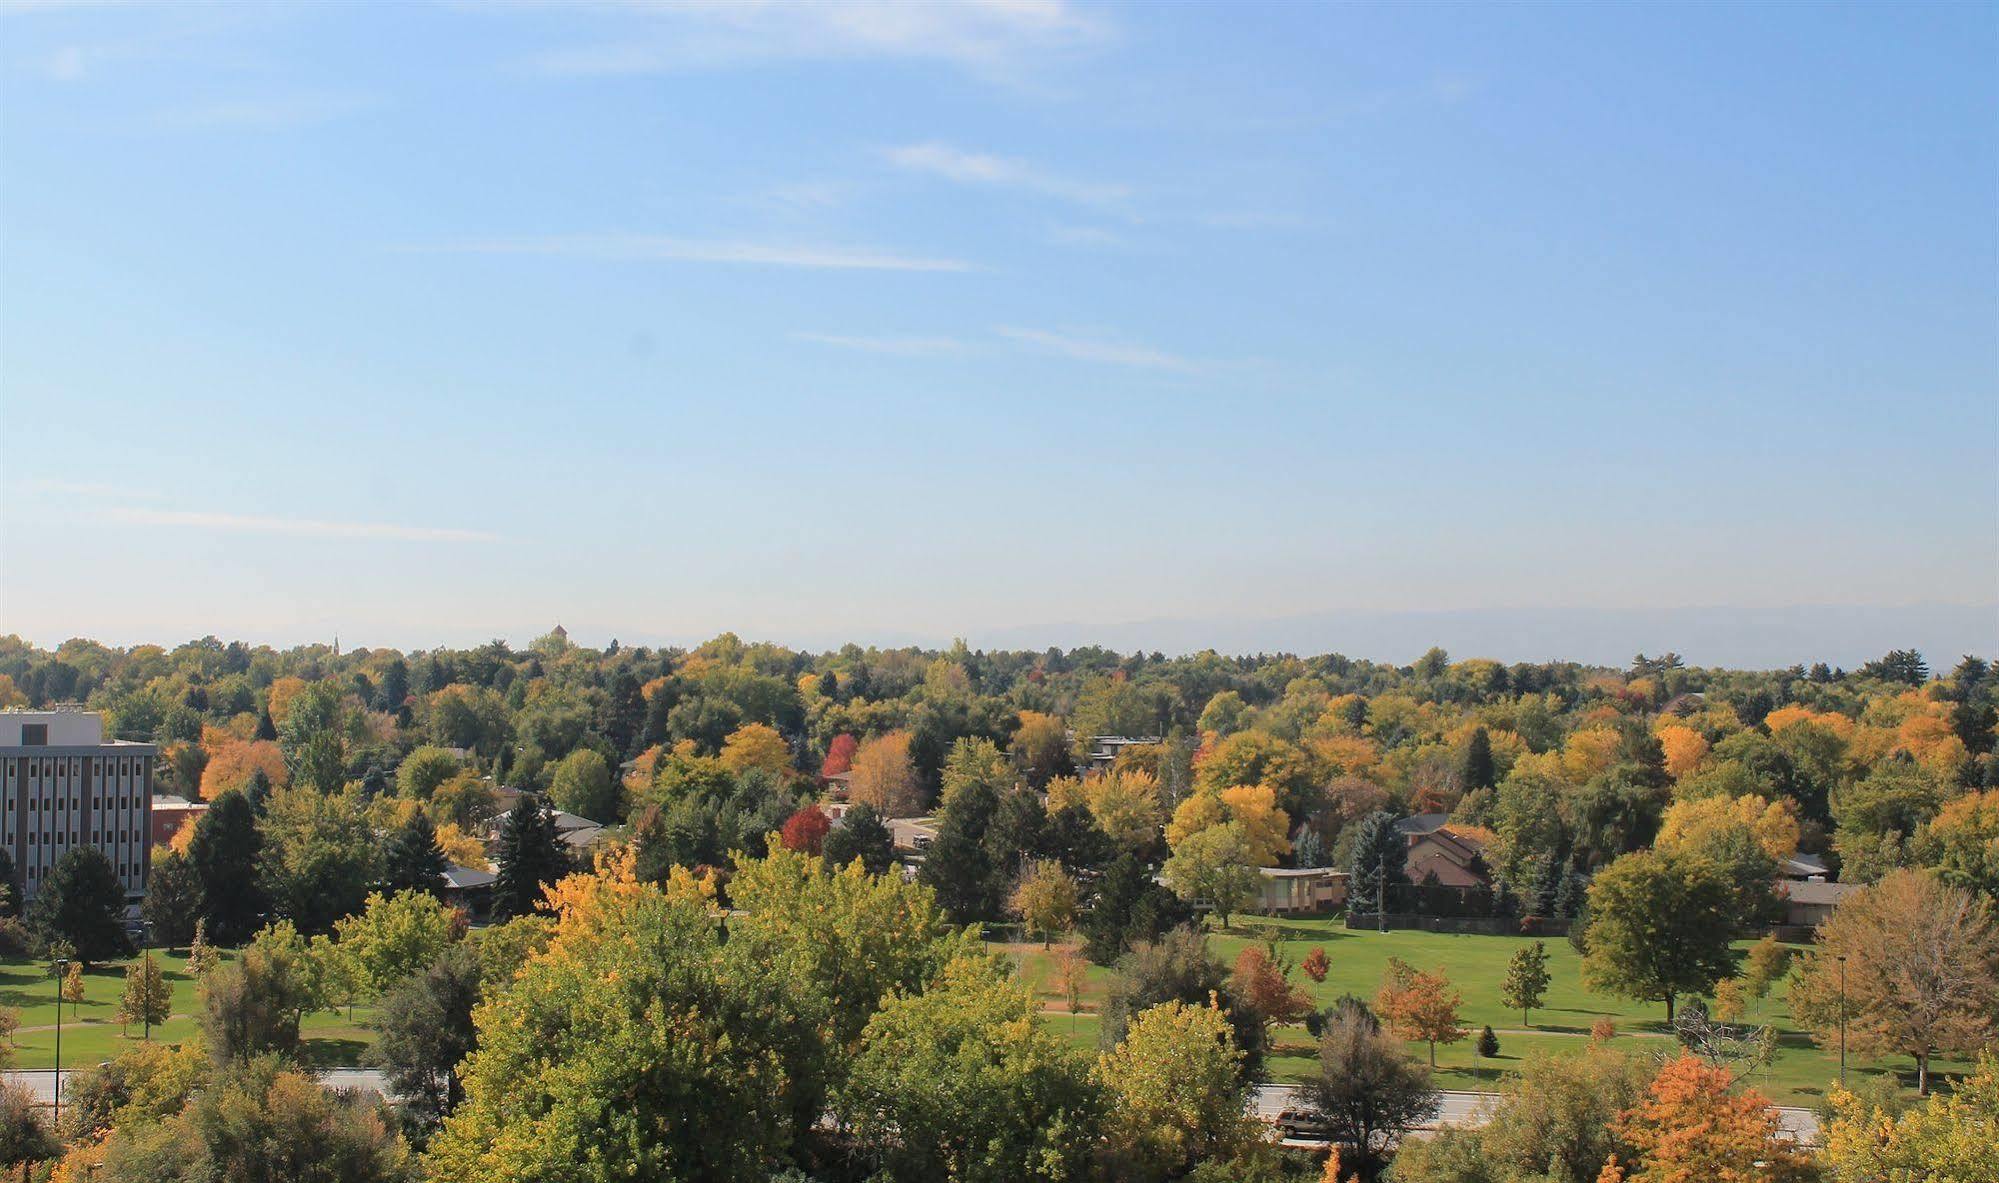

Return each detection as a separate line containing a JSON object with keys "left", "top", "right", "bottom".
{"left": 821, "top": 802, "right": 895, "bottom": 876}
{"left": 1459, "top": 727, "right": 1496, "bottom": 793}
{"left": 1347, "top": 811, "right": 1408, "bottom": 919}
{"left": 382, "top": 811, "right": 451, "bottom": 898}
{"left": 142, "top": 849, "right": 203, "bottom": 948}
{"left": 918, "top": 781, "right": 1000, "bottom": 924}
{"left": 255, "top": 709, "right": 278, "bottom": 741}
{"left": 243, "top": 767, "right": 273, "bottom": 815}
{"left": 1293, "top": 825, "right": 1327, "bottom": 869}
{"left": 188, "top": 790, "right": 265, "bottom": 944}
{"left": 491, "top": 795, "right": 565, "bottom": 919}
{"left": 27, "top": 847, "right": 131, "bottom": 962}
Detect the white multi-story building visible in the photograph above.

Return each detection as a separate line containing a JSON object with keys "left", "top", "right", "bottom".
{"left": 0, "top": 710, "right": 154, "bottom": 902}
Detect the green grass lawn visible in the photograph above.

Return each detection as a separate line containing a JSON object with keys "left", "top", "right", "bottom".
{"left": 0, "top": 952, "right": 379, "bottom": 1071}
{"left": 999, "top": 918, "right": 1974, "bottom": 1107}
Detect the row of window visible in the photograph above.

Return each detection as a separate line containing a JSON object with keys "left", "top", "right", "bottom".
{"left": 5, "top": 796, "right": 146, "bottom": 813}
{"left": 4, "top": 760, "right": 147, "bottom": 778}
{"left": 24, "top": 829, "right": 142, "bottom": 846}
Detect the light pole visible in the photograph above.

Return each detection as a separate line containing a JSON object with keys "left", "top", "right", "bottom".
{"left": 1376, "top": 840, "right": 1388, "bottom": 934}
{"left": 1837, "top": 954, "right": 1848, "bottom": 1088}
{"left": 51, "top": 957, "right": 69, "bottom": 1127}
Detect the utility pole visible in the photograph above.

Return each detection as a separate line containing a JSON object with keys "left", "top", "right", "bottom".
{"left": 1837, "top": 953, "right": 1848, "bottom": 1088}
{"left": 52, "top": 957, "right": 68, "bottom": 1127}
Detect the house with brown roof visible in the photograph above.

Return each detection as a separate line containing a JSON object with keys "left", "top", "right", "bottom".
{"left": 1394, "top": 814, "right": 1492, "bottom": 888}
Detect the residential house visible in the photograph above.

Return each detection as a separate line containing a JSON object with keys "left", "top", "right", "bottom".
{"left": 1256, "top": 866, "right": 1347, "bottom": 914}
{"left": 1779, "top": 879, "right": 1859, "bottom": 927}
{"left": 1393, "top": 814, "right": 1492, "bottom": 888}
{"left": 1083, "top": 735, "right": 1161, "bottom": 773}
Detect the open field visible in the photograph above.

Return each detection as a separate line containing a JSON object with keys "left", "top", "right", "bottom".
{"left": 996, "top": 917, "right": 1977, "bottom": 1106}
{"left": 0, "top": 952, "right": 377, "bottom": 1071}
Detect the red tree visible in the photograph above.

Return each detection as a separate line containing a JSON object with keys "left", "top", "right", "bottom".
{"left": 780, "top": 804, "right": 831, "bottom": 855}
{"left": 821, "top": 734, "right": 859, "bottom": 779}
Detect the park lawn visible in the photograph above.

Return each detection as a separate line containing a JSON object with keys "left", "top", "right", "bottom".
{"left": 1007, "top": 919, "right": 1974, "bottom": 1107}
{"left": 0, "top": 952, "right": 380, "bottom": 1071}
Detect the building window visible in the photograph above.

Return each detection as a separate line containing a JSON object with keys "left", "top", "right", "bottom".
{"left": 20, "top": 725, "right": 46, "bottom": 746}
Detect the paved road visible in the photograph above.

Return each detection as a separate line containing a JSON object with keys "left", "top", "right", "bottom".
{"left": 1251, "top": 1083, "right": 1820, "bottom": 1144}
{"left": 3, "top": 1067, "right": 389, "bottom": 1106}
{"left": 6, "top": 1069, "right": 1817, "bottom": 1146}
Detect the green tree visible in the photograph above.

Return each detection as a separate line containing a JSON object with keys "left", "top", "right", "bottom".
{"left": 142, "top": 849, "right": 203, "bottom": 948}
{"left": 426, "top": 885, "right": 820, "bottom": 1182}
{"left": 1304, "top": 1000, "right": 1439, "bottom": 1174}
{"left": 1096, "top": 999, "right": 1253, "bottom": 1182}
{"left": 1389, "top": 1047, "right": 1651, "bottom": 1183}
{"left": 1459, "top": 727, "right": 1497, "bottom": 793}
{"left": 258, "top": 786, "right": 377, "bottom": 935}
{"left": 548, "top": 749, "right": 620, "bottom": 823}
{"left": 1080, "top": 852, "right": 1188, "bottom": 964}
{"left": 118, "top": 951, "right": 172, "bottom": 1039}
{"left": 367, "top": 943, "right": 482, "bottom": 1144}
{"left": 1580, "top": 850, "right": 1739, "bottom": 1023}
{"left": 94, "top": 1056, "right": 412, "bottom": 1183}
{"left": 1348, "top": 810, "right": 1408, "bottom": 918}
{"left": 1500, "top": 941, "right": 1552, "bottom": 1027}
{"left": 188, "top": 789, "right": 266, "bottom": 945}
{"left": 379, "top": 810, "right": 450, "bottom": 899}
{"left": 920, "top": 779, "right": 1002, "bottom": 923}
{"left": 395, "top": 746, "right": 461, "bottom": 801}
{"left": 821, "top": 801, "right": 895, "bottom": 875}
{"left": 490, "top": 794, "right": 565, "bottom": 920}
{"left": 836, "top": 955, "right": 1101, "bottom": 1183}
{"left": 331, "top": 890, "right": 459, "bottom": 996}
{"left": 1161, "top": 822, "right": 1259, "bottom": 929}
{"left": 27, "top": 846, "right": 131, "bottom": 962}
{"left": 198, "top": 923, "right": 318, "bottom": 1064}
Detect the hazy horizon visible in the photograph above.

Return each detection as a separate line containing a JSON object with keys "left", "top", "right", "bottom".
{"left": 7, "top": 600, "right": 1992, "bottom": 672}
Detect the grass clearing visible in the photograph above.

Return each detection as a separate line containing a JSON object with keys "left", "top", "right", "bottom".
{"left": 998, "top": 917, "right": 1971, "bottom": 1107}
{"left": 0, "top": 951, "right": 378, "bottom": 1071}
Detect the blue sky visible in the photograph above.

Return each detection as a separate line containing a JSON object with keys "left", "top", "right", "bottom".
{"left": 1, "top": 1, "right": 1994, "bottom": 664}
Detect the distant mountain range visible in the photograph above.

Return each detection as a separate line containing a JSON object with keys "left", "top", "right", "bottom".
{"left": 960, "top": 603, "right": 1999, "bottom": 669}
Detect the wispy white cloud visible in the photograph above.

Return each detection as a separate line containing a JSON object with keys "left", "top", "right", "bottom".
{"left": 1047, "top": 223, "right": 1126, "bottom": 248}
{"left": 104, "top": 507, "right": 500, "bottom": 543}
{"left": 28, "top": 478, "right": 162, "bottom": 500}
{"left": 792, "top": 332, "right": 970, "bottom": 356}
{"left": 512, "top": 0, "right": 1107, "bottom": 80}
{"left": 996, "top": 326, "right": 1195, "bottom": 372}
{"left": 412, "top": 235, "right": 975, "bottom": 273}
{"left": 883, "top": 142, "right": 1126, "bottom": 206}
{"left": 154, "top": 93, "right": 381, "bottom": 131}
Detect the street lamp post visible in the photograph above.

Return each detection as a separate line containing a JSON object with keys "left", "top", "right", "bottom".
{"left": 1377, "top": 843, "right": 1388, "bottom": 934}
{"left": 1837, "top": 954, "right": 1849, "bottom": 1088}
{"left": 51, "top": 957, "right": 69, "bottom": 1126}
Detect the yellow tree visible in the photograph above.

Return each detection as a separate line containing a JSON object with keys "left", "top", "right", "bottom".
{"left": 1613, "top": 1054, "right": 1810, "bottom": 1183}
{"left": 1165, "top": 784, "right": 1290, "bottom": 866}
{"left": 61, "top": 961, "right": 85, "bottom": 1019}
{"left": 719, "top": 723, "right": 792, "bottom": 777}
{"left": 1085, "top": 770, "right": 1163, "bottom": 851}
{"left": 847, "top": 731, "right": 923, "bottom": 818}
{"left": 1008, "top": 860, "right": 1079, "bottom": 948}
{"left": 1819, "top": 1051, "right": 1999, "bottom": 1181}
{"left": 1374, "top": 957, "right": 1466, "bottom": 1067}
